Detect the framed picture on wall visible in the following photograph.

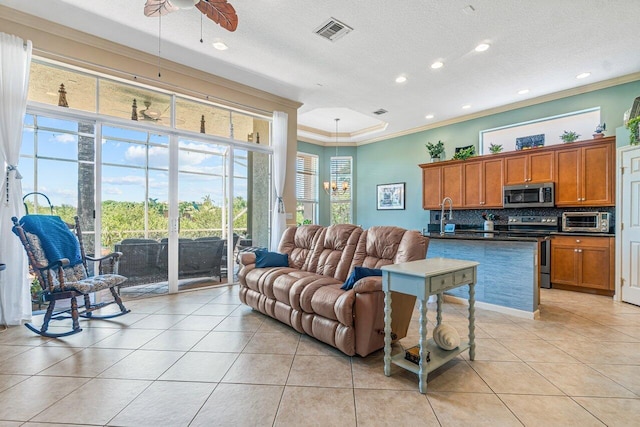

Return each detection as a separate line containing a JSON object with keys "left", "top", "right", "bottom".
{"left": 377, "top": 182, "right": 405, "bottom": 210}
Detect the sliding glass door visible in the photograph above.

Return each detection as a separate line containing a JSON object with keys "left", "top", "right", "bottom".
{"left": 101, "top": 125, "right": 170, "bottom": 291}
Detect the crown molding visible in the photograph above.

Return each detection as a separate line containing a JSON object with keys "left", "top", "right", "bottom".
{"left": 353, "top": 72, "right": 640, "bottom": 146}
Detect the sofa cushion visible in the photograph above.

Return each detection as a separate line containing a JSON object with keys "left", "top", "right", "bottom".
{"left": 255, "top": 250, "right": 289, "bottom": 268}
{"left": 278, "top": 225, "right": 323, "bottom": 269}
{"left": 341, "top": 266, "right": 382, "bottom": 290}
{"left": 303, "top": 224, "right": 362, "bottom": 281}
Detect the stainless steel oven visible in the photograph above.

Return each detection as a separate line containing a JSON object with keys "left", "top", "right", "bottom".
{"left": 503, "top": 182, "right": 555, "bottom": 208}
{"left": 508, "top": 216, "right": 559, "bottom": 289}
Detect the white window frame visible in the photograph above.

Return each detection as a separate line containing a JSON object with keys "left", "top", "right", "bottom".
{"left": 296, "top": 152, "right": 319, "bottom": 225}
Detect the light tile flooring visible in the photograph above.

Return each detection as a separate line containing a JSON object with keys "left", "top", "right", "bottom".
{"left": 1, "top": 286, "right": 640, "bottom": 426}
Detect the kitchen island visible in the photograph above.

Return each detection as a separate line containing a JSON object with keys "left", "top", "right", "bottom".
{"left": 425, "top": 232, "right": 542, "bottom": 318}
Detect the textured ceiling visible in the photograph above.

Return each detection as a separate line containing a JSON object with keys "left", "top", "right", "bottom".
{"left": 3, "top": 0, "right": 640, "bottom": 144}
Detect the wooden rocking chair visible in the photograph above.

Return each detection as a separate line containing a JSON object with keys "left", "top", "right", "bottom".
{"left": 11, "top": 214, "right": 130, "bottom": 338}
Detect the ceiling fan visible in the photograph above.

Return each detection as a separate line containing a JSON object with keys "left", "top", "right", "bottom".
{"left": 144, "top": 0, "right": 238, "bottom": 32}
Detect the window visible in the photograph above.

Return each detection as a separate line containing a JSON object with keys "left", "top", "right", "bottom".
{"left": 330, "top": 156, "right": 352, "bottom": 224}
{"left": 296, "top": 153, "right": 318, "bottom": 225}
{"left": 20, "top": 58, "right": 275, "bottom": 293}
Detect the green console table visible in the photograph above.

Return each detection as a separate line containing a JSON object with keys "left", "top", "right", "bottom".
{"left": 382, "top": 257, "right": 479, "bottom": 394}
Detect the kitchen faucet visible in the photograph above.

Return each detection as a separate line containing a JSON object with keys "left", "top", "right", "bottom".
{"left": 440, "top": 197, "right": 453, "bottom": 235}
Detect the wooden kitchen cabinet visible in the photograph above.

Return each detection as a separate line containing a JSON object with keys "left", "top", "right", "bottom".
{"left": 503, "top": 151, "right": 554, "bottom": 185}
{"left": 441, "top": 163, "right": 463, "bottom": 207}
{"left": 555, "top": 138, "right": 614, "bottom": 206}
{"left": 550, "top": 235, "right": 614, "bottom": 295}
{"left": 421, "top": 158, "right": 499, "bottom": 209}
{"left": 422, "top": 165, "right": 442, "bottom": 209}
{"left": 463, "top": 157, "right": 503, "bottom": 208}
{"left": 420, "top": 162, "right": 462, "bottom": 209}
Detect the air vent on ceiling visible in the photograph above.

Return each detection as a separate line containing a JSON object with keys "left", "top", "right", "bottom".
{"left": 373, "top": 109, "right": 388, "bottom": 115}
{"left": 314, "top": 18, "right": 353, "bottom": 42}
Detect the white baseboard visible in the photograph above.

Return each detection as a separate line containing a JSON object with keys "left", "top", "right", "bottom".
{"left": 443, "top": 294, "right": 540, "bottom": 320}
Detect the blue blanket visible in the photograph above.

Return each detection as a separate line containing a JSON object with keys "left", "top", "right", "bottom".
{"left": 15, "top": 215, "right": 83, "bottom": 267}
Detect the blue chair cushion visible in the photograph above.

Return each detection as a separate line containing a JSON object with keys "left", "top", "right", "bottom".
{"left": 255, "top": 250, "right": 289, "bottom": 268}
{"left": 341, "top": 266, "right": 383, "bottom": 290}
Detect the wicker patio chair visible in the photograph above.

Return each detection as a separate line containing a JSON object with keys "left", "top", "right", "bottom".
{"left": 11, "top": 215, "right": 130, "bottom": 338}
{"left": 114, "top": 238, "right": 164, "bottom": 291}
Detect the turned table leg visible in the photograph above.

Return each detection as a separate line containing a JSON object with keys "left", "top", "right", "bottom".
{"left": 383, "top": 288, "right": 392, "bottom": 376}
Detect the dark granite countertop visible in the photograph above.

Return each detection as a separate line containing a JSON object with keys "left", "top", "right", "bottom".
{"left": 550, "top": 232, "right": 615, "bottom": 237}
{"left": 424, "top": 231, "right": 542, "bottom": 242}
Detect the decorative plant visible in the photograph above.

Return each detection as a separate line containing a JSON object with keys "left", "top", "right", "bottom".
{"left": 482, "top": 212, "right": 498, "bottom": 221}
{"left": 626, "top": 116, "right": 640, "bottom": 145}
{"left": 489, "top": 143, "right": 503, "bottom": 154}
{"left": 452, "top": 146, "right": 475, "bottom": 161}
{"left": 30, "top": 277, "right": 43, "bottom": 302}
{"left": 595, "top": 123, "right": 606, "bottom": 134}
{"left": 425, "top": 140, "right": 445, "bottom": 158}
{"left": 560, "top": 130, "right": 580, "bottom": 143}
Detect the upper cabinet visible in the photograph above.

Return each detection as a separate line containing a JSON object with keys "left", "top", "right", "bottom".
{"left": 422, "top": 165, "right": 442, "bottom": 209}
{"left": 555, "top": 137, "right": 615, "bottom": 206}
{"left": 420, "top": 136, "right": 615, "bottom": 210}
{"left": 421, "top": 157, "right": 502, "bottom": 209}
{"left": 463, "top": 158, "right": 503, "bottom": 208}
{"left": 504, "top": 151, "right": 554, "bottom": 185}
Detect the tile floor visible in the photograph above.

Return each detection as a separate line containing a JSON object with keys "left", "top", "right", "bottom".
{"left": 1, "top": 286, "right": 639, "bottom": 426}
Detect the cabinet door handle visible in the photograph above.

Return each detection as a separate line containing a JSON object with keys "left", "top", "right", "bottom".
{"left": 574, "top": 249, "right": 578, "bottom": 252}
{"left": 578, "top": 249, "right": 582, "bottom": 253}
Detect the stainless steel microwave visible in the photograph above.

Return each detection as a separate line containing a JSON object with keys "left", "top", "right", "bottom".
{"left": 562, "top": 212, "right": 610, "bottom": 233}
{"left": 503, "top": 183, "right": 554, "bottom": 208}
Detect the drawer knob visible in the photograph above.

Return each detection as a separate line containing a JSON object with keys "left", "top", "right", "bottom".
{"left": 576, "top": 239, "right": 581, "bottom": 243}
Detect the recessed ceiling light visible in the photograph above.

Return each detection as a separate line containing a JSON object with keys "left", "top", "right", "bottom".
{"left": 462, "top": 104, "right": 471, "bottom": 109}
{"left": 475, "top": 43, "right": 490, "bottom": 52}
{"left": 576, "top": 72, "right": 591, "bottom": 79}
{"left": 431, "top": 61, "right": 444, "bottom": 69}
{"left": 395, "top": 75, "right": 407, "bottom": 83}
{"left": 212, "top": 41, "right": 228, "bottom": 50}
{"left": 518, "top": 89, "right": 530, "bottom": 95}
{"left": 425, "top": 114, "right": 434, "bottom": 119}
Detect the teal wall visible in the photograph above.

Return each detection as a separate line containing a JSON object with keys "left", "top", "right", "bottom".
{"left": 299, "top": 79, "right": 640, "bottom": 229}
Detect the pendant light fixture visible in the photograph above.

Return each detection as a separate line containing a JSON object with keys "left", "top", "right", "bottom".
{"left": 323, "top": 118, "right": 349, "bottom": 196}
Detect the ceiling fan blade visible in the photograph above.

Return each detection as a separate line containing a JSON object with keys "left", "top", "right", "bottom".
{"left": 144, "top": 0, "right": 179, "bottom": 17}
{"left": 195, "top": 0, "right": 238, "bottom": 32}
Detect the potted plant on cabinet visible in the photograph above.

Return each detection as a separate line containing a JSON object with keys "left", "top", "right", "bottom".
{"left": 452, "top": 146, "right": 475, "bottom": 161}
{"left": 425, "top": 140, "right": 445, "bottom": 162}
{"left": 560, "top": 130, "right": 580, "bottom": 143}
{"left": 626, "top": 116, "right": 640, "bottom": 145}
{"left": 489, "top": 143, "right": 503, "bottom": 154}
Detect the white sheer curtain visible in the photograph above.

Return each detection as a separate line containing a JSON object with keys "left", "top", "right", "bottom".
{"left": 0, "top": 33, "right": 32, "bottom": 326}
{"left": 270, "top": 111, "right": 288, "bottom": 251}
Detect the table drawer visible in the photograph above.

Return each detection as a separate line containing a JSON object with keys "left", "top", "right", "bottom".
{"left": 430, "top": 273, "right": 453, "bottom": 293}
{"left": 454, "top": 268, "right": 474, "bottom": 285}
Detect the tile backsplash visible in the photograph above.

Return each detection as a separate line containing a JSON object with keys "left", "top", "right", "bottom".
{"left": 428, "top": 206, "right": 615, "bottom": 230}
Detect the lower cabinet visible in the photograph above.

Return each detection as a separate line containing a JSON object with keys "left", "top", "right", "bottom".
{"left": 550, "top": 235, "right": 614, "bottom": 295}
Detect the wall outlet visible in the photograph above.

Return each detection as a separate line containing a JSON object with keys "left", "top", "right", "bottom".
{"left": 285, "top": 212, "right": 293, "bottom": 220}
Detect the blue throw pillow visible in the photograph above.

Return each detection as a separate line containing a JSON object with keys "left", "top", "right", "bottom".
{"left": 341, "top": 266, "right": 383, "bottom": 290}
{"left": 255, "top": 250, "right": 289, "bottom": 268}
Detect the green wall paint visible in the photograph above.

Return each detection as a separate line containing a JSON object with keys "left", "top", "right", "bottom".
{"left": 299, "top": 79, "right": 640, "bottom": 230}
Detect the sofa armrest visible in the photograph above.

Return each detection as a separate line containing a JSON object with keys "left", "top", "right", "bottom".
{"left": 353, "top": 276, "right": 382, "bottom": 294}
{"left": 238, "top": 251, "right": 256, "bottom": 267}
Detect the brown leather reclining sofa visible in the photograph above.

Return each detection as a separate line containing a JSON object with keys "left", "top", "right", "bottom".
{"left": 238, "top": 224, "right": 428, "bottom": 356}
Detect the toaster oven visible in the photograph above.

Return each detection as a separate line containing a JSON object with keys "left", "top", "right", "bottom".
{"left": 561, "top": 212, "right": 610, "bottom": 233}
